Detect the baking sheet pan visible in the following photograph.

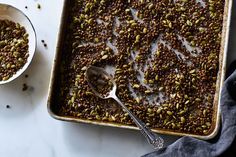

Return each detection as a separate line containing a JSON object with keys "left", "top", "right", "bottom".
{"left": 47, "top": 0, "right": 233, "bottom": 139}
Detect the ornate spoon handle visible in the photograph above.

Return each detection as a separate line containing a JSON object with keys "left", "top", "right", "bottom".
{"left": 113, "top": 96, "right": 164, "bottom": 149}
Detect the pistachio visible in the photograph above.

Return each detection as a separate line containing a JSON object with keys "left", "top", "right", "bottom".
{"left": 2, "top": 75, "right": 9, "bottom": 81}
{"left": 178, "top": 110, "right": 185, "bottom": 115}
{"left": 195, "top": 98, "right": 201, "bottom": 102}
{"left": 155, "top": 75, "right": 159, "bottom": 81}
{"left": 203, "top": 130, "right": 208, "bottom": 135}
{"left": 147, "top": 108, "right": 153, "bottom": 113}
{"left": 135, "top": 35, "right": 140, "bottom": 43}
{"left": 85, "top": 91, "right": 93, "bottom": 95}
{"left": 94, "top": 38, "right": 99, "bottom": 42}
{"left": 71, "top": 96, "right": 75, "bottom": 103}
{"left": 125, "top": 8, "right": 130, "bottom": 13}
{"left": 6, "top": 63, "right": 11, "bottom": 69}
{"left": 143, "top": 28, "right": 147, "bottom": 33}
{"left": 156, "top": 50, "right": 160, "bottom": 57}
{"left": 167, "top": 111, "right": 173, "bottom": 116}
{"left": 186, "top": 20, "right": 192, "bottom": 26}
{"left": 180, "top": 7, "right": 186, "bottom": 11}
{"left": 156, "top": 108, "right": 162, "bottom": 114}
{"left": 171, "top": 123, "right": 176, "bottom": 128}
{"left": 203, "top": 109, "right": 207, "bottom": 117}
{"left": 148, "top": 3, "right": 154, "bottom": 9}
{"left": 143, "top": 79, "right": 148, "bottom": 84}
{"left": 145, "top": 90, "right": 151, "bottom": 94}
{"left": 180, "top": 117, "right": 185, "bottom": 123}
{"left": 0, "top": 41, "right": 6, "bottom": 47}
{"left": 162, "top": 104, "right": 169, "bottom": 107}
{"left": 133, "top": 84, "right": 140, "bottom": 89}
{"left": 163, "top": 119, "right": 168, "bottom": 125}
{"left": 168, "top": 21, "right": 172, "bottom": 28}
{"left": 176, "top": 103, "right": 179, "bottom": 109}
{"left": 202, "top": 125, "right": 207, "bottom": 129}
{"left": 159, "top": 87, "right": 164, "bottom": 91}
{"left": 13, "top": 51, "right": 20, "bottom": 58}
{"left": 189, "top": 69, "right": 195, "bottom": 74}
{"left": 149, "top": 80, "right": 154, "bottom": 84}
{"left": 199, "top": 27, "right": 205, "bottom": 32}
{"left": 185, "top": 100, "right": 190, "bottom": 104}
{"left": 175, "top": 81, "right": 180, "bottom": 85}
{"left": 170, "top": 94, "right": 176, "bottom": 99}
{"left": 101, "top": 51, "right": 106, "bottom": 56}
{"left": 146, "top": 123, "right": 151, "bottom": 126}
{"left": 195, "top": 19, "right": 200, "bottom": 24}
{"left": 131, "top": 23, "right": 137, "bottom": 27}
{"left": 111, "top": 116, "right": 116, "bottom": 121}
{"left": 124, "top": 113, "right": 129, "bottom": 117}
{"left": 81, "top": 66, "right": 87, "bottom": 71}
{"left": 206, "top": 122, "right": 211, "bottom": 127}
{"left": 135, "top": 97, "right": 140, "bottom": 103}
{"left": 191, "top": 40, "right": 196, "bottom": 46}
{"left": 101, "top": 55, "right": 108, "bottom": 60}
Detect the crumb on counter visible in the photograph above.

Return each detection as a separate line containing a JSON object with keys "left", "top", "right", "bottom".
{"left": 22, "top": 83, "right": 28, "bottom": 91}
{"left": 37, "top": 3, "right": 41, "bottom": 9}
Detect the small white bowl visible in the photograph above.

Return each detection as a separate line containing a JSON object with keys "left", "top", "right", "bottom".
{"left": 0, "top": 3, "right": 36, "bottom": 85}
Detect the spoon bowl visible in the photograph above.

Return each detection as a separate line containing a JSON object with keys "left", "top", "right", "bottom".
{"left": 86, "top": 66, "right": 117, "bottom": 99}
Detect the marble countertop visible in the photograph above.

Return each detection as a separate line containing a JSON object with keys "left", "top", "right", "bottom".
{"left": 0, "top": 1, "right": 235, "bottom": 157}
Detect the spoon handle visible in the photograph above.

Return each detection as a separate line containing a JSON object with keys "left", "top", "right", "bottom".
{"left": 113, "top": 96, "right": 164, "bottom": 149}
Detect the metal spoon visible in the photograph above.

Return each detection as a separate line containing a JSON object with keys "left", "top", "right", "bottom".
{"left": 86, "top": 66, "right": 164, "bottom": 149}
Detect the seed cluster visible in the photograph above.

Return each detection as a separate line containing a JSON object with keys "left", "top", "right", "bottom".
{"left": 0, "top": 20, "right": 29, "bottom": 81}
{"left": 58, "top": 0, "right": 225, "bottom": 136}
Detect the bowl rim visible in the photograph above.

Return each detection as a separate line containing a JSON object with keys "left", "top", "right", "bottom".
{"left": 0, "top": 3, "right": 37, "bottom": 85}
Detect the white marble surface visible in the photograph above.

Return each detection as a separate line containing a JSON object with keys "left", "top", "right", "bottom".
{"left": 0, "top": 1, "right": 235, "bottom": 157}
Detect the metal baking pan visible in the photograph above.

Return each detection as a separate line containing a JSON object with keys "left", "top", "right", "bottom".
{"left": 47, "top": 0, "right": 233, "bottom": 139}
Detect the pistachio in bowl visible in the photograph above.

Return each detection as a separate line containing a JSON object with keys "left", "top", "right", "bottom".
{"left": 0, "top": 3, "right": 36, "bottom": 84}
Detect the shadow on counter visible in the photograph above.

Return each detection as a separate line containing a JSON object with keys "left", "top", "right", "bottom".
{"left": 62, "top": 122, "right": 179, "bottom": 157}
